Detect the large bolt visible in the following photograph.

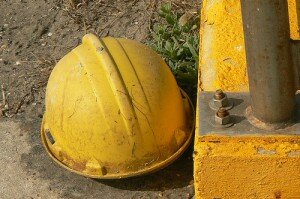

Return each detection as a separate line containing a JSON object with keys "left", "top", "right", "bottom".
{"left": 215, "top": 108, "right": 231, "bottom": 125}
{"left": 213, "top": 89, "right": 229, "bottom": 108}
{"left": 214, "top": 89, "right": 226, "bottom": 100}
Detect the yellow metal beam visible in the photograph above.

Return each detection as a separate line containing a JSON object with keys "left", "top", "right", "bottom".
{"left": 195, "top": 0, "right": 300, "bottom": 198}
{"left": 194, "top": 135, "right": 300, "bottom": 198}
{"left": 200, "top": 0, "right": 300, "bottom": 92}
{"left": 289, "top": 0, "right": 300, "bottom": 40}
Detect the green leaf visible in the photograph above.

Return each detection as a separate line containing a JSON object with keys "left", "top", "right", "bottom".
{"left": 148, "top": 3, "right": 199, "bottom": 103}
{"left": 161, "top": 3, "right": 172, "bottom": 13}
{"left": 165, "top": 14, "right": 175, "bottom": 25}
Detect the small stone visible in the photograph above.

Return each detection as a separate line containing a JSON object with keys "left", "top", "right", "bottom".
{"left": 3, "top": 24, "right": 8, "bottom": 27}
{"left": 47, "top": 32, "right": 53, "bottom": 37}
{"left": 15, "top": 61, "right": 21, "bottom": 65}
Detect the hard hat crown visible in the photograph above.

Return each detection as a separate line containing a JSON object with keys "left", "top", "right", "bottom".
{"left": 41, "top": 34, "right": 194, "bottom": 178}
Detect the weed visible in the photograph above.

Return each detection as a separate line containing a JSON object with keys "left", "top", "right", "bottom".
{"left": 149, "top": 3, "right": 199, "bottom": 103}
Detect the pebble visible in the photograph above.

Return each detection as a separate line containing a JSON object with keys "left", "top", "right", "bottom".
{"left": 47, "top": 32, "right": 53, "bottom": 37}
{"left": 15, "top": 61, "right": 21, "bottom": 65}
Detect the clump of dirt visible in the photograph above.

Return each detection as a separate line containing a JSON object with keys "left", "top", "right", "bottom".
{"left": 0, "top": 0, "right": 199, "bottom": 119}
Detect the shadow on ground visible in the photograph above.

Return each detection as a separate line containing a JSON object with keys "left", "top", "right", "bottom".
{"left": 97, "top": 145, "right": 194, "bottom": 191}
{"left": 19, "top": 118, "right": 194, "bottom": 198}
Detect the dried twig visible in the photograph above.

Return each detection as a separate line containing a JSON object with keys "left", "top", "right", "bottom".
{"left": 83, "top": 19, "right": 87, "bottom": 35}
{"left": 68, "top": 0, "right": 76, "bottom": 9}
{"left": 97, "top": 0, "right": 139, "bottom": 35}
{"left": 14, "top": 82, "right": 47, "bottom": 114}
{"left": 97, "top": 11, "right": 126, "bottom": 35}
{"left": 15, "top": 93, "right": 31, "bottom": 114}
{"left": 0, "top": 84, "right": 11, "bottom": 117}
{"left": 1, "top": 84, "right": 6, "bottom": 106}
{"left": 147, "top": 0, "right": 158, "bottom": 34}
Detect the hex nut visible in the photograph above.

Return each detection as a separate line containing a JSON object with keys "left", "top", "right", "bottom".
{"left": 213, "top": 94, "right": 229, "bottom": 108}
{"left": 215, "top": 113, "right": 231, "bottom": 125}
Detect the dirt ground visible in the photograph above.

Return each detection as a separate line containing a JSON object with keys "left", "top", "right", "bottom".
{"left": 0, "top": 0, "right": 200, "bottom": 198}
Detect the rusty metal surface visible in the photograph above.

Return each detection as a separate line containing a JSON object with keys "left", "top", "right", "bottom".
{"left": 241, "top": 0, "right": 296, "bottom": 123}
{"left": 198, "top": 92, "right": 300, "bottom": 136}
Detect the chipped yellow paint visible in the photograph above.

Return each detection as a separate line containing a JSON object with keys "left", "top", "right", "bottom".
{"left": 200, "top": 0, "right": 300, "bottom": 91}
{"left": 194, "top": 135, "right": 300, "bottom": 199}
{"left": 288, "top": 0, "right": 300, "bottom": 40}
{"left": 195, "top": 0, "right": 300, "bottom": 198}
{"left": 197, "top": 135, "right": 300, "bottom": 157}
{"left": 200, "top": 0, "right": 248, "bottom": 91}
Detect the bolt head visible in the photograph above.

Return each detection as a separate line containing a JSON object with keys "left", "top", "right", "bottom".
{"left": 214, "top": 89, "right": 225, "bottom": 100}
{"left": 215, "top": 113, "right": 231, "bottom": 125}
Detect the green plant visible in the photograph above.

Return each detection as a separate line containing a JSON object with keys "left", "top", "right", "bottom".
{"left": 149, "top": 3, "right": 199, "bottom": 103}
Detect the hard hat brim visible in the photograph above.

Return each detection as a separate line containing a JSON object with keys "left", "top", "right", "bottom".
{"left": 41, "top": 89, "right": 195, "bottom": 179}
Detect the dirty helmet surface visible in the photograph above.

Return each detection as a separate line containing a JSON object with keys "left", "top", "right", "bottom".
{"left": 41, "top": 34, "right": 194, "bottom": 179}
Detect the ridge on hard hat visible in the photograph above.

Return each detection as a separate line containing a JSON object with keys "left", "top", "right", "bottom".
{"left": 41, "top": 33, "right": 194, "bottom": 179}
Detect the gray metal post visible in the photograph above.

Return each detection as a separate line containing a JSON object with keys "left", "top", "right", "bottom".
{"left": 241, "top": 0, "right": 296, "bottom": 123}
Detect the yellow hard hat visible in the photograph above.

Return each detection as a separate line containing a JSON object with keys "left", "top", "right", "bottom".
{"left": 41, "top": 34, "right": 194, "bottom": 179}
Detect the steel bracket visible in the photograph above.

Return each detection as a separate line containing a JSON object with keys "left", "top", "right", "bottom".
{"left": 198, "top": 92, "right": 300, "bottom": 136}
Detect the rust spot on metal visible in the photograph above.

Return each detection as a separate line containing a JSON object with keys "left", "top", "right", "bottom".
{"left": 246, "top": 106, "right": 293, "bottom": 131}
{"left": 275, "top": 191, "right": 282, "bottom": 199}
